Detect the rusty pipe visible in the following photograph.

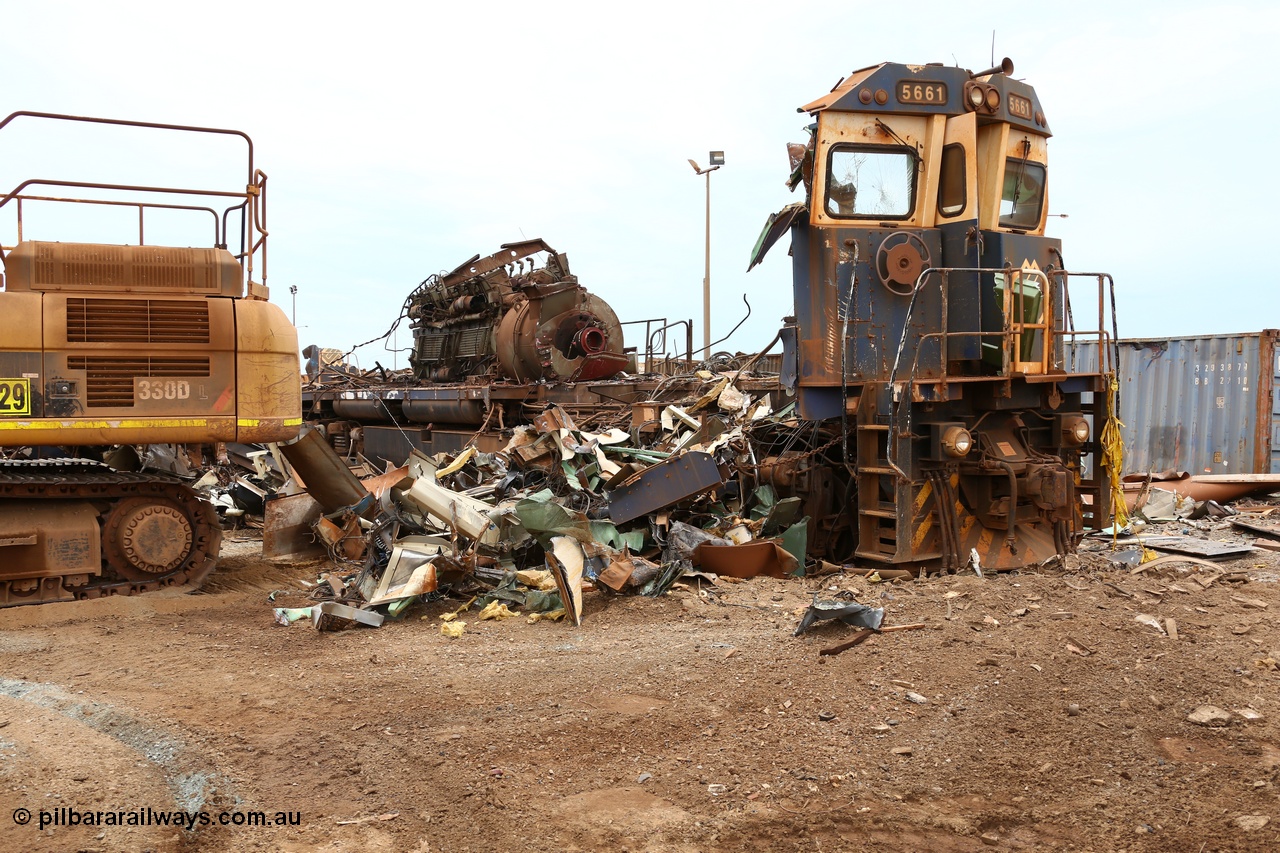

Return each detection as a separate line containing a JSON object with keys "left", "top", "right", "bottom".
{"left": 449, "top": 294, "right": 486, "bottom": 317}
{"left": 990, "top": 459, "right": 1019, "bottom": 555}
{"left": 573, "top": 326, "right": 607, "bottom": 356}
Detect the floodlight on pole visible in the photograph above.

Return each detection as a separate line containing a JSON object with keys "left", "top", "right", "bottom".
{"left": 688, "top": 151, "right": 723, "bottom": 360}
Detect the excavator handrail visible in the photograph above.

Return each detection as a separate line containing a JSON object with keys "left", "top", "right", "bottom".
{"left": 0, "top": 111, "right": 254, "bottom": 181}
{"left": 0, "top": 111, "right": 267, "bottom": 283}
{"left": 0, "top": 191, "right": 222, "bottom": 249}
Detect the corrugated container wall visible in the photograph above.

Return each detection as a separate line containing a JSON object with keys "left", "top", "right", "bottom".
{"left": 1069, "top": 330, "right": 1279, "bottom": 476}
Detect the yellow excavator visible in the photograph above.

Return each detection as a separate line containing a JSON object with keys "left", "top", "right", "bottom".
{"left": 0, "top": 112, "right": 301, "bottom": 606}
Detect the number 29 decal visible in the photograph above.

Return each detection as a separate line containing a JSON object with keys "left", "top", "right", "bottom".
{"left": 0, "top": 378, "right": 31, "bottom": 415}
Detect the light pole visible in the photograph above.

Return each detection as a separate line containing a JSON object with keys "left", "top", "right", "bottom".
{"left": 289, "top": 285, "right": 298, "bottom": 325}
{"left": 688, "top": 151, "right": 723, "bottom": 360}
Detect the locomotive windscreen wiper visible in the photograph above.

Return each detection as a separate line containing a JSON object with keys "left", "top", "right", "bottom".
{"left": 874, "top": 118, "right": 920, "bottom": 161}
{"left": 1002, "top": 138, "right": 1036, "bottom": 226}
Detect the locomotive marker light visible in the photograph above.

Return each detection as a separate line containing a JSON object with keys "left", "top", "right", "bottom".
{"left": 688, "top": 152, "right": 724, "bottom": 359}
{"left": 1058, "top": 415, "right": 1091, "bottom": 447}
{"left": 940, "top": 425, "right": 974, "bottom": 458}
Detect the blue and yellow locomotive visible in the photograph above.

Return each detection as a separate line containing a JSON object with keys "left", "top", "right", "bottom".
{"left": 751, "top": 59, "right": 1117, "bottom": 571}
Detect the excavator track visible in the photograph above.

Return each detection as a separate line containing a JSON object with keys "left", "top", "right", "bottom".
{"left": 0, "top": 459, "right": 223, "bottom": 607}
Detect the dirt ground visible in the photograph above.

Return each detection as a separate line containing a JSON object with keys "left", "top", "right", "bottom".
{"left": 2, "top": 518, "right": 1279, "bottom": 853}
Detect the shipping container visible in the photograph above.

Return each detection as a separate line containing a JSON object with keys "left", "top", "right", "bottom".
{"left": 1070, "top": 330, "right": 1280, "bottom": 475}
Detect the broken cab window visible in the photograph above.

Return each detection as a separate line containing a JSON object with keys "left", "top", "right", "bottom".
{"left": 999, "top": 158, "right": 1045, "bottom": 229}
{"left": 824, "top": 146, "right": 916, "bottom": 219}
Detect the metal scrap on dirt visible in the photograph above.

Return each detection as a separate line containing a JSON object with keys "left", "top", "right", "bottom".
{"left": 256, "top": 373, "right": 825, "bottom": 630}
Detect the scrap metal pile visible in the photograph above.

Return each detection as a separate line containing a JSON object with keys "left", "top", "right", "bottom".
{"left": 269, "top": 371, "right": 820, "bottom": 631}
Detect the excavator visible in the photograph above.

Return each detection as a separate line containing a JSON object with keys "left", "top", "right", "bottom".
{"left": 0, "top": 112, "right": 301, "bottom": 606}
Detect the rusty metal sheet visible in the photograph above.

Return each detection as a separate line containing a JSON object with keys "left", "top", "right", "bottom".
{"left": 605, "top": 451, "right": 726, "bottom": 525}
{"left": 1131, "top": 535, "right": 1254, "bottom": 559}
{"left": 262, "top": 492, "right": 325, "bottom": 559}
{"left": 1229, "top": 516, "right": 1280, "bottom": 540}
{"left": 696, "top": 540, "right": 793, "bottom": 579}
{"left": 279, "top": 428, "right": 371, "bottom": 515}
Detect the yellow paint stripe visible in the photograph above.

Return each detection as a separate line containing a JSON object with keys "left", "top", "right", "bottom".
{"left": 948, "top": 474, "right": 964, "bottom": 522}
{"left": 0, "top": 418, "right": 211, "bottom": 430}
{"left": 239, "top": 417, "right": 303, "bottom": 427}
{"left": 912, "top": 517, "right": 932, "bottom": 550}
{"left": 913, "top": 480, "right": 933, "bottom": 514}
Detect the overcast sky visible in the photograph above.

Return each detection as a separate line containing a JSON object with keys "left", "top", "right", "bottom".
{"left": 3, "top": 1, "right": 1277, "bottom": 368}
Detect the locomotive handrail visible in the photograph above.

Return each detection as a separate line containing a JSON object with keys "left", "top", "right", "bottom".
{"left": 891, "top": 266, "right": 1116, "bottom": 388}
{"left": 882, "top": 265, "right": 1117, "bottom": 479}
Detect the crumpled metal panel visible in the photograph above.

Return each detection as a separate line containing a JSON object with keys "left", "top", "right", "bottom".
{"left": 605, "top": 451, "right": 726, "bottom": 525}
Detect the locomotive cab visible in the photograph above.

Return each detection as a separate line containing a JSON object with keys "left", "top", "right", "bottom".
{"left": 753, "top": 60, "right": 1115, "bottom": 572}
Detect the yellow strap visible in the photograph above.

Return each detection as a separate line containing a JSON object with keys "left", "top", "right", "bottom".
{"left": 1100, "top": 374, "right": 1129, "bottom": 542}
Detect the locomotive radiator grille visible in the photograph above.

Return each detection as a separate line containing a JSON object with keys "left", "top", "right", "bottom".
{"left": 455, "top": 327, "right": 489, "bottom": 359}
{"left": 416, "top": 333, "right": 446, "bottom": 362}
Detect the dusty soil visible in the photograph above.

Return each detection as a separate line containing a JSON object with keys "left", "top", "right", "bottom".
{"left": 2, "top": 524, "right": 1280, "bottom": 853}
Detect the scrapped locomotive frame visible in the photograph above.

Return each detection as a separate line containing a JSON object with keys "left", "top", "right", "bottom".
{"left": 303, "top": 58, "right": 1118, "bottom": 574}
{"left": 407, "top": 239, "right": 628, "bottom": 385}
{"left": 0, "top": 112, "right": 301, "bottom": 606}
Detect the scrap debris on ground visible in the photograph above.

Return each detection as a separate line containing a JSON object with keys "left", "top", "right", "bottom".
{"left": 256, "top": 372, "right": 828, "bottom": 632}
{"left": 20, "top": 368, "right": 1279, "bottom": 644}
{"left": 149, "top": 365, "right": 1280, "bottom": 643}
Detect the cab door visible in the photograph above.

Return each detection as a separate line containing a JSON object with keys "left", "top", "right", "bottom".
{"left": 935, "top": 112, "right": 982, "bottom": 363}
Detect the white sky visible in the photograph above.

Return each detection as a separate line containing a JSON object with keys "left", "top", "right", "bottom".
{"left": 2, "top": 1, "right": 1277, "bottom": 367}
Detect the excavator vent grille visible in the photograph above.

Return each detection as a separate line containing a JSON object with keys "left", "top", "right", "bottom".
{"left": 66, "top": 357, "right": 211, "bottom": 407}
{"left": 66, "top": 299, "right": 210, "bottom": 344}
{"left": 36, "top": 245, "right": 207, "bottom": 290}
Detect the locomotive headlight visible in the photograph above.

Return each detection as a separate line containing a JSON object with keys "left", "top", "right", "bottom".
{"left": 966, "top": 85, "right": 985, "bottom": 109}
{"left": 984, "top": 87, "right": 1001, "bottom": 111}
{"left": 1060, "top": 415, "right": 1090, "bottom": 446}
{"left": 941, "top": 426, "right": 973, "bottom": 457}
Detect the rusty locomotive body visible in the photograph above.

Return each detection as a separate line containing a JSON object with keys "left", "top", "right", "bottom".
{"left": 752, "top": 58, "right": 1118, "bottom": 569}
{"left": 305, "top": 59, "right": 1117, "bottom": 573}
